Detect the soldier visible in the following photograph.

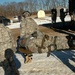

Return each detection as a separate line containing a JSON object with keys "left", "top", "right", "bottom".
{"left": 20, "top": 11, "right": 51, "bottom": 54}
{"left": 22, "top": 11, "right": 31, "bottom": 18}
{"left": 60, "top": 8, "right": 66, "bottom": 23}
{"left": 51, "top": 8, "right": 57, "bottom": 23}
{"left": 0, "top": 48, "right": 20, "bottom": 75}
{"left": 18, "top": 16, "right": 21, "bottom": 22}
{"left": 20, "top": 11, "right": 38, "bottom": 38}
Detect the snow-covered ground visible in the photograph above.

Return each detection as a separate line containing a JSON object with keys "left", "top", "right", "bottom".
{"left": 6, "top": 22, "right": 21, "bottom": 29}
{"left": 33, "top": 15, "right": 71, "bottom": 25}
{"left": 0, "top": 50, "right": 75, "bottom": 75}
{"left": 6, "top": 15, "right": 71, "bottom": 29}
{"left": 17, "top": 50, "right": 75, "bottom": 75}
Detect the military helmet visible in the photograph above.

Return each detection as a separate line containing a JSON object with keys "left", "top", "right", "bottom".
{"left": 22, "top": 11, "right": 31, "bottom": 18}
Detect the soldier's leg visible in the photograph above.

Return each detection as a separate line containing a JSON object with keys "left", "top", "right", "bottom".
{"left": 47, "top": 46, "right": 51, "bottom": 57}
{"left": 4, "top": 49, "right": 20, "bottom": 75}
{"left": 2, "top": 60, "right": 12, "bottom": 75}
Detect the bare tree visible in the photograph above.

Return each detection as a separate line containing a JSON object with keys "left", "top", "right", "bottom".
{"left": 0, "top": 0, "right": 68, "bottom": 17}
{"left": 17, "top": 2, "right": 24, "bottom": 15}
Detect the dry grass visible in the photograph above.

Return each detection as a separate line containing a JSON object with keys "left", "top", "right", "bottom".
{"left": 11, "top": 28, "right": 20, "bottom": 41}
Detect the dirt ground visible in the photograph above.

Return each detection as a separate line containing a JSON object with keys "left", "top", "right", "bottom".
{"left": 11, "top": 26, "right": 68, "bottom": 41}
{"left": 11, "top": 28, "right": 20, "bottom": 41}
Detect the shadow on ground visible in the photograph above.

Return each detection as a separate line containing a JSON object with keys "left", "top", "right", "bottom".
{"left": 50, "top": 50, "right": 75, "bottom": 72}
{"left": 42, "top": 21, "right": 75, "bottom": 31}
{"left": 42, "top": 21, "right": 75, "bottom": 72}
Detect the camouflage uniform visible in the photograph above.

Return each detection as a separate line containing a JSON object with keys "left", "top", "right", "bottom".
{"left": 43, "top": 35, "right": 69, "bottom": 51}
{"left": 25, "top": 34, "right": 69, "bottom": 53}
{"left": 20, "top": 30, "right": 44, "bottom": 53}
{"left": 0, "top": 24, "right": 16, "bottom": 62}
{"left": 20, "top": 11, "right": 38, "bottom": 38}
{"left": 20, "top": 17, "right": 38, "bottom": 38}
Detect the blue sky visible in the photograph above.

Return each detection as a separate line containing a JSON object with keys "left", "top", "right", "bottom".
{"left": 0, "top": 0, "right": 24, "bottom": 4}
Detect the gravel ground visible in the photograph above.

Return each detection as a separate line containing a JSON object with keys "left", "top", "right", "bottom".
{"left": 1, "top": 50, "right": 75, "bottom": 75}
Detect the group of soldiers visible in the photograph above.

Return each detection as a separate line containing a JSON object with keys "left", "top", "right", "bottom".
{"left": 17, "top": 11, "right": 45, "bottom": 63}
{"left": 0, "top": 8, "right": 72, "bottom": 75}
{"left": 17, "top": 9, "right": 70, "bottom": 64}
{"left": 51, "top": 8, "right": 67, "bottom": 24}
